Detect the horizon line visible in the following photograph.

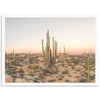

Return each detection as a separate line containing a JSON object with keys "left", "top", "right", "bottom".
{"left": 5, "top": 52, "right": 95, "bottom": 54}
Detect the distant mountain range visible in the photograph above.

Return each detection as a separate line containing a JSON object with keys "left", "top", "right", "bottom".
{"left": 6, "top": 52, "right": 95, "bottom": 55}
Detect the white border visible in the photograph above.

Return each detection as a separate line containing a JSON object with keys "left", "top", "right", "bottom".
{"left": 1, "top": 14, "right": 99, "bottom": 87}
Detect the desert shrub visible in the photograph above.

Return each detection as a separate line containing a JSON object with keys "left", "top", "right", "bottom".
{"left": 74, "top": 76, "right": 79, "bottom": 78}
{"left": 61, "top": 63, "right": 65, "bottom": 67}
{"left": 17, "top": 69, "right": 24, "bottom": 73}
{"left": 89, "top": 58, "right": 95, "bottom": 65}
{"left": 13, "top": 58, "right": 21, "bottom": 66}
{"left": 20, "top": 57, "right": 24, "bottom": 62}
{"left": 79, "top": 78, "right": 87, "bottom": 83}
{"left": 57, "top": 75, "right": 64, "bottom": 80}
{"left": 72, "top": 59, "right": 79, "bottom": 64}
{"left": 43, "top": 68, "right": 51, "bottom": 74}
{"left": 90, "top": 75, "right": 95, "bottom": 80}
{"left": 68, "top": 74, "right": 72, "bottom": 77}
{"left": 84, "top": 72, "right": 88, "bottom": 77}
{"left": 28, "top": 65, "right": 33, "bottom": 69}
{"left": 62, "top": 69, "right": 69, "bottom": 74}
{"left": 33, "top": 65, "right": 39, "bottom": 70}
{"left": 70, "top": 56, "right": 75, "bottom": 61}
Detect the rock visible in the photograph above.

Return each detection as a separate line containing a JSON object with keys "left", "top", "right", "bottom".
{"left": 11, "top": 74, "right": 17, "bottom": 78}
{"left": 57, "top": 75, "right": 64, "bottom": 80}
{"left": 68, "top": 74, "right": 72, "bottom": 77}
{"left": 74, "top": 65, "right": 80, "bottom": 70}
{"left": 5, "top": 74, "right": 13, "bottom": 83}
{"left": 6, "top": 71, "right": 11, "bottom": 75}
{"left": 33, "top": 76, "right": 39, "bottom": 79}
{"left": 74, "top": 72, "right": 77, "bottom": 74}
{"left": 79, "top": 78, "right": 87, "bottom": 82}
{"left": 70, "top": 63, "right": 74, "bottom": 66}
{"left": 65, "top": 80, "right": 69, "bottom": 82}
{"left": 90, "top": 75, "right": 95, "bottom": 80}
{"left": 24, "top": 75, "right": 34, "bottom": 81}
{"left": 56, "top": 59, "right": 58, "bottom": 62}
{"left": 17, "top": 69, "right": 24, "bottom": 73}
{"left": 84, "top": 72, "right": 88, "bottom": 77}
{"left": 81, "top": 74, "right": 86, "bottom": 77}
{"left": 15, "top": 78, "right": 28, "bottom": 83}
{"left": 74, "top": 76, "right": 79, "bottom": 78}
{"left": 16, "top": 73, "right": 22, "bottom": 78}
{"left": 48, "top": 79, "right": 56, "bottom": 82}
{"left": 38, "top": 57, "right": 44, "bottom": 61}
{"left": 24, "top": 75, "right": 42, "bottom": 83}
{"left": 33, "top": 79, "right": 42, "bottom": 83}
{"left": 33, "top": 76, "right": 42, "bottom": 83}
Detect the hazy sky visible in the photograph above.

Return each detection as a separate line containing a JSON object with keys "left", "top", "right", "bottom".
{"left": 5, "top": 17, "right": 95, "bottom": 54}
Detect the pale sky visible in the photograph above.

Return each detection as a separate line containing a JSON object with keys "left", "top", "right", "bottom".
{"left": 5, "top": 17, "right": 95, "bottom": 54}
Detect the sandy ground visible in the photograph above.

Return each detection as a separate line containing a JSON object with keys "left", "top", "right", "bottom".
{"left": 5, "top": 54, "right": 95, "bottom": 83}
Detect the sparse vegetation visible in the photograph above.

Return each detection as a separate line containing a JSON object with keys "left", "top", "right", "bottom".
{"left": 5, "top": 30, "right": 95, "bottom": 83}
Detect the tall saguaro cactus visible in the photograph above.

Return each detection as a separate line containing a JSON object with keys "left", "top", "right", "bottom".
{"left": 46, "top": 30, "right": 50, "bottom": 65}
{"left": 42, "top": 29, "right": 57, "bottom": 66}
{"left": 42, "top": 40, "right": 45, "bottom": 60}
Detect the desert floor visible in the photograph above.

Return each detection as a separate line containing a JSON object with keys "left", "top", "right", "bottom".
{"left": 5, "top": 54, "right": 95, "bottom": 83}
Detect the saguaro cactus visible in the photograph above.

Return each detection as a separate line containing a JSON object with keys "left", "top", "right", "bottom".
{"left": 42, "top": 40, "right": 45, "bottom": 60}
{"left": 28, "top": 51, "right": 30, "bottom": 58}
{"left": 50, "top": 49, "right": 52, "bottom": 64}
{"left": 64, "top": 45, "right": 65, "bottom": 58}
{"left": 13, "top": 50, "right": 14, "bottom": 56}
{"left": 28, "top": 51, "right": 33, "bottom": 64}
{"left": 29, "top": 57, "right": 33, "bottom": 64}
{"left": 46, "top": 30, "right": 50, "bottom": 65}
{"left": 54, "top": 41, "right": 57, "bottom": 63}
{"left": 10, "top": 53, "right": 13, "bottom": 63}
{"left": 42, "top": 29, "right": 57, "bottom": 66}
{"left": 7, "top": 54, "right": 10, "bottom": 64}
